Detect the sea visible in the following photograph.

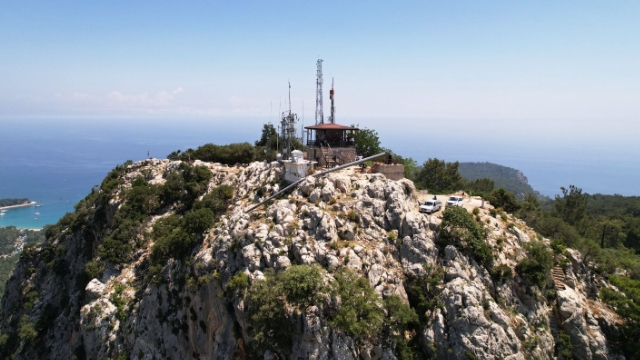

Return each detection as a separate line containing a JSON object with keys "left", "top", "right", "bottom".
{"left": 1, "top": 117, "right": 638, "bottom": 230}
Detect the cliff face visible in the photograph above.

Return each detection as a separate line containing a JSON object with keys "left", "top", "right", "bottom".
{"left": 0, "top": 159, "right": 625, "bottom": 359}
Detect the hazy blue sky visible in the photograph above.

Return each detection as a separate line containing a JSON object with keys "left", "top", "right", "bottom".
{"left": 1, "top": 1, "right": 638, "bottom": 125}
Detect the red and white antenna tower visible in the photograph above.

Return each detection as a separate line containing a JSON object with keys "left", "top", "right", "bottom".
{"left": 329, "top": 77, "right": 335, "bottom": 124}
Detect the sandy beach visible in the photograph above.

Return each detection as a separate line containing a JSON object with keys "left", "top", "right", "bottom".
{"left": 0, "top": 201, "right": 37, "bottom": 211}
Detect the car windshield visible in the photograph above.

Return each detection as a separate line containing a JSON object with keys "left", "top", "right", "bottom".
{"left": 424, "top": 201, "right": 434, "bottom": 206}
{"left": 448, "top": 197, "right": 458, "bottom": 201}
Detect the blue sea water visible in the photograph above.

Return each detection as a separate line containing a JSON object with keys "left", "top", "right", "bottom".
{"left": 0, "top": 117, "right": 638, "bottom": 229}
{"left": 0, "top": 117, "right": 257, "bottom": 229}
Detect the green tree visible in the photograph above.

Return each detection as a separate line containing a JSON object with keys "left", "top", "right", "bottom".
{"left": 554, "top": 185, "right": 588, "bottom": 226}
{"left": 280, "top": 265, "right": 326, "bottom": 310}
{"left": 489, "top": 188, "right": 520, "bottom": 213}
{"left": 594, "top": 217, "right": 626, "bottom": 248}
{"left": 520, "top": 193, "right": 541, "bottom": 212}
{"left": 255, "top": 124, "right": 278, "bottom": 149}
{"left": 415, "top": 158, "right": 464, "bottom": 192}
{"left": 402, "top": 157, "right": 419, "bottom": 181}
{"left": 243, "top": 265, "right": 326, "bottom": 355}
{"left": 464, "top": 178, "right": 495, "bottom": 195}
{"left": 329, "top": 268, "right": 384, "bottom": 339}
{"left": 352, "top": 125, "right": 383, "bottom": 158}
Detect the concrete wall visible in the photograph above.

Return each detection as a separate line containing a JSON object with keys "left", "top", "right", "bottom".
{"left": 373, "top": 163, "right": 405, "bottom": 181}
{"left": 283, "top": 160, "right": 314, "bottom": 183}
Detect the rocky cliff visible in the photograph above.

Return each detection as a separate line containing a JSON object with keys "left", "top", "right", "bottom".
{"left": 0, "top": 159, "right": 626, "bottom": 359}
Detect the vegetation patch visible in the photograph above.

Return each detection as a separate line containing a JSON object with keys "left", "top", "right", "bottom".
{"left": 439, "top": 206, "right": 493, "bottom": 265}
{"left": 406, "top": 264, "right": 445, "bottom": 321}
{"left": 516, "top": 241, "right": 553, "bottom": 289}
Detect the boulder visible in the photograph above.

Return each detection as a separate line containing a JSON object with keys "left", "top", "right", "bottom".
{"left": 85, "top": 279, "right": 105, "bottom": 300}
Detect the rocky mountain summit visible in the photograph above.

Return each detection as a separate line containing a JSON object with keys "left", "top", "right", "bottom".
{"left": 0, "top": 159, "right": 626, "bottom": 359}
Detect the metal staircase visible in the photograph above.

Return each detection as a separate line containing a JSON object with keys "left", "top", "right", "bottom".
{"left": 321, "top": 143, "right": 336, "bottom": 168}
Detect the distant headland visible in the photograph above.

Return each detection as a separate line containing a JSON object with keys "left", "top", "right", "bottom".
{"left": 0, "top": 198, "right": 36, "bottom": 211}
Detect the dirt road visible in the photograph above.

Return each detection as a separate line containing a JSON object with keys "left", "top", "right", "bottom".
{"left": 416, "top": 191, "right": 492, "bottom": 216}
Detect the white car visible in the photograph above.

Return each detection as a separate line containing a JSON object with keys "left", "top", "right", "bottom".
{"left": 446, "top": 196, "right": 464, "bottom": 207}
{"left": 419, "top": 200, "right": 442, "bottom": 214}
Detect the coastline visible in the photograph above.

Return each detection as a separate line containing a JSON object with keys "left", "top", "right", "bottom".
{"left": 0, "top": 201, "right": 37, "bottom": 211}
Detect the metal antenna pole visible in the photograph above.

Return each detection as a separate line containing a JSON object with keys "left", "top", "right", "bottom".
{"left": 288, "top": 81, "right": 292, "bottom": 113}
{"left": 315, "top": 59, "right": 324, "bottom": 125}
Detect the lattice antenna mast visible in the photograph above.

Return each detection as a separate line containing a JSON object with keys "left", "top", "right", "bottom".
{"left": 329, "top": 77, "right": 335, "bottom": 124}
{"left": 315, "top": 59, "right": 324, "bottom": 125}
{"left": 280, "top": 81, "right": 298, "bottom": 160}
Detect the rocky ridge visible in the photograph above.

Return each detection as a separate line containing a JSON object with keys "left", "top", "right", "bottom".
{"left": 0, "top": 159, "right": 626, "bottom": 359}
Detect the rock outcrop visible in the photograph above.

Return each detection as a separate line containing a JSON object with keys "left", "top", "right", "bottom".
{"left": 0, "top": 159, "right": 625, "bottom": 359}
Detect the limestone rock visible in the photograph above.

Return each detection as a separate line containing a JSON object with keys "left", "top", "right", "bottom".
{"left": 85, "top": 278, "right": 106, "bottom": 300}
{"left": 0, "top": 158, "right": 624, "bottom": 360}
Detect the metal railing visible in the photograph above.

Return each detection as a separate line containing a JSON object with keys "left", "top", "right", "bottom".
{"left": 306, "top": 140, "right": 355, "bottom": 148}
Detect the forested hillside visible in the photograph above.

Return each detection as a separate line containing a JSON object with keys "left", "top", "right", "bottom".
{"left": 458, "top": 162, "right": 544, "bottom": 200}
{"left": 0, "top": 199, "right": 30, "bottom": 208}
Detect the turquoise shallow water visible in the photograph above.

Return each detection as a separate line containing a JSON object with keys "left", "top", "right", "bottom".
{"left": 1, "top": 117, "right": 638, "bottom": 229}
{"left": 0, "top": 118, "right": 256, "bottom": 229}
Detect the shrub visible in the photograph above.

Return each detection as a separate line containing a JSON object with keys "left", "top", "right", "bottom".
{"left": 490, "top": 263, "right": 513, "bottom": 282}
{"left": 406, "top": 264, "right": 444, "bottom": 321}
{"left": 98, "top": 237, "right": 133, "bottom": 265}
{"left": 151, "top": 185, "right": 233, "bottom": 265}
{"left": 551, "top": 239, "right": 567, "bottom": 254}
{"left": 118, "top": 177, "right": 160, "bottom": 222}
{"left": 18, "top": 315, "right": 37, "bottom": 342}
{"left": 243, "top": 265, "right": 326, "bottom": 354}
{"left": 20, "top": 243, "right": 39, "bottom": 261}
{"left": 600, "top": 275, "right": 640, "bottom": 356}
{"left": 193, "top": 185, "right": 234, "bottom": 215}
{"left": 183, "top": 208, "right": 215, "bottom": 236}
{"left": 383, "top": 295, "right": 418, "bottom": 336}
{"left": 83, "top": 261, "right": 101, "bottom": 282}
{"left": 439, "top": 206, "right": 493, "bottom": 264}
{"left": 347, "top": 211, "right": 358, "bottom": 222}
{"left": 172, "top": 142, "right": 256, "bottom": 164}
{"left": 227, "top": 272, "right": 250, "bottom": 293}
{"left": 280, "top": 265, "right": 325, "bottom": 309}
{"left": 110, "top": 284, "right": 127, "bottom": 321}
{"left": 555, "top": 331, "right": 573, "bottom": 359}
{"left": 516, "top": 241, "right": 553, "bottom": 288}
{"left": 329, "top": 268, "right": 384, "bottom": 339}
{"left": 245, "top": 270, "right": 293, "bottom": 354}
{"left": 387, "top": 231, "right": 398, "bottom": 241}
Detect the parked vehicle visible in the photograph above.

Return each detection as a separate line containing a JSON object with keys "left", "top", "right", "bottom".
{"left": 446, "top": 196, "right": 464, "bottom": 207}
{"left": 419, "top": 200, "right": 442, "bottom": 214}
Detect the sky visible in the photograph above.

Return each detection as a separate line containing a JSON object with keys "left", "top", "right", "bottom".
{"left": 1, "top": 1, "right": 639, "bottom": 124}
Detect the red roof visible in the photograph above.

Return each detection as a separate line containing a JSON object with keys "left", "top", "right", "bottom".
{"left": 304, "top": 123, "right": 359, "bottom": 130}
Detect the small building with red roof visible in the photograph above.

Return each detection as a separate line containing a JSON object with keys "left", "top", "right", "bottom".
{"left": 304, "top": 123, "right": 359, "bottom": 168}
